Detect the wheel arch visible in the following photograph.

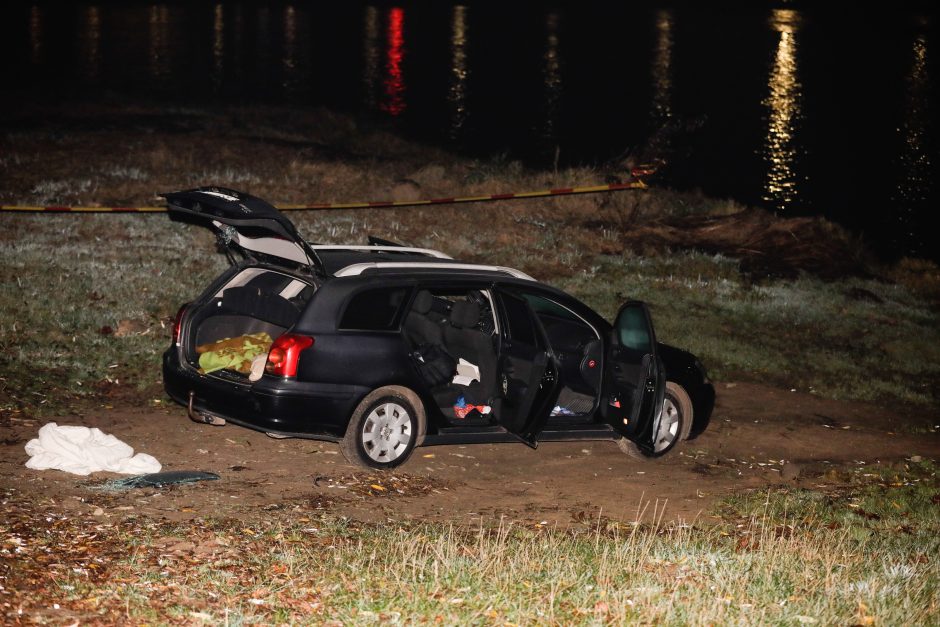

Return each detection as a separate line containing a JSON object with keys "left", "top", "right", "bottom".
{"left": 666, "top": 380, "right": 694, "bottom": 442}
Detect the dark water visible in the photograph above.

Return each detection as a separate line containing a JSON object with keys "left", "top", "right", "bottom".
{"left": 2, "top": 2, "right": 937, "bottom": 261}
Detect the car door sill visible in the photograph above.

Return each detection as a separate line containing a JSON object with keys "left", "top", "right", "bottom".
{"left": 422, "top": 424, "right": 617, "bottom": 446}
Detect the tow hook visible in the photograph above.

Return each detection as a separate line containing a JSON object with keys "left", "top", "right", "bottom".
{"left": 188, "top": 391, "right": 226, "bottom": 426}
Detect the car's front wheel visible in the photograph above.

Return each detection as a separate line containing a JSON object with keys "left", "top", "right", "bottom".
{"left": 340, "top": 387, "right": 423, "bottom": 469}
{"left": 617, "top": 381, "right": 693, "bottom": 459}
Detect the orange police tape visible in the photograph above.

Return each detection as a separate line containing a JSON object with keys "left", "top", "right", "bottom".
{"left": 0, "top": 178, "right": 650, "bottom": 214}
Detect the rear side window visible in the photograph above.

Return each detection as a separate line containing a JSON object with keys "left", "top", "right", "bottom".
{"left": 340, "top": 287, "right": 409, "bottom": 331}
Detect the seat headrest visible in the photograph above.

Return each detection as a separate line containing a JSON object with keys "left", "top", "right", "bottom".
{"left": 412, "top": 290, "right": 434, "bottom": 315}
{"left": 450, "top": 300, "right": 480, "bottom": 329}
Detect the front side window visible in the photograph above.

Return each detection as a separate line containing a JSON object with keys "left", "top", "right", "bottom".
{"left": 340, "top": 287, "right": 409, "bottom": 331}
{"left": 520, "top": 293, "right": 582, "bottom": 323}
{"left": 510, "top": 290, "right": 600, "bottom": 351}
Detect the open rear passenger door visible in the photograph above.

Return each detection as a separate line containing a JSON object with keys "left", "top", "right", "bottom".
{"left": 603, "top": 301, "right": 666, "bottom": 454}
{"left": 493, "top": 289, "right": 562, "bottom": 446}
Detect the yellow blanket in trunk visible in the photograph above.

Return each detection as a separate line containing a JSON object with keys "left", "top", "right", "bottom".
{"left": 196, "top": 332, "right": 273, "bottom": 374}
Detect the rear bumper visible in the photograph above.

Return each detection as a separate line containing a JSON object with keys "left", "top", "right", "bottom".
{"left": 162, "top": 348, "right": 364, "bottom": 439}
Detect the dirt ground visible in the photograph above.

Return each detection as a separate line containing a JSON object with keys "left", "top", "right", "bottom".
{"left": 2, "top": 382, "right": 938, "bottom": 529}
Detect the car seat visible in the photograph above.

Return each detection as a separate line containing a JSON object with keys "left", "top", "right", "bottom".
{"left": 403, "top": 290, "right": 445, "bottom": 347}
{"left": 221, "top": 286, "right": 299, "bottom": 329}
{"left": 443, "top": 300, "right": 497, "bottom": 405}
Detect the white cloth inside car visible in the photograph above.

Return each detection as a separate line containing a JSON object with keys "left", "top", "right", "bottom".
{"left": 24, "top": 422, "right": 162, "bottom": 476}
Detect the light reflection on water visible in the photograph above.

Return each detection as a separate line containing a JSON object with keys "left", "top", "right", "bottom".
{"left": 29, "top": 5, "right": 41, "bottom": 66}
{"left": 382, "top": 7, "right": 406, "bottom": 116}
{"left": 541, "top": 11, "right": 562, "bottom": 147}
{"left": 254, "top": 6, "right": 271, "bottom": 83}
{"left": 230, "top": 3, "right": 244, "bottom": 85}
{"left": 281, "top": 5, "right": 303, "bottom": 95}
{"left": 212, "top": 3, "right": 224, "bottom": 90}
{"left": 362, "top": 6, "right": 380, "bottom": 110}
{"left": 148, "top": 5, "right": 171, "bottom": 83}
{"left": 448, "top": 5, "right": 469, "bottom": 139}
{"left": 79, "top": 6, "right": 101, "bottom": 83}
{"left": 648, "top": 9, "right": 675, "bottom": 164}
{"left": 893, "top": 28, "right": 931, "bottom": 255}
{"left": 762, "top": 9, "right": 804, "bottom": 212}
{"left": 651, "top": 9, "right": 673, "bottom": 122}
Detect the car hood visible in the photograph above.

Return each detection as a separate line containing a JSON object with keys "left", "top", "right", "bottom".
{"left": 163, "top": 187, "right": 326, "bottom": 277}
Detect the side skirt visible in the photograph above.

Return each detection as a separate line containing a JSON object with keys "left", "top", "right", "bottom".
{"left": 420, "top": 423, "right": 618, "bottom": 447}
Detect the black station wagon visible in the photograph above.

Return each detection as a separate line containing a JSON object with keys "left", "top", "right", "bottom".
{"left": 162, "top": 187, "right": 714, "bottom": 469}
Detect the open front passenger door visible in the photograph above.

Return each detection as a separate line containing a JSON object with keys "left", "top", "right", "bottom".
{"left": 603, "top": 301, "right": 666, "bottom": 454}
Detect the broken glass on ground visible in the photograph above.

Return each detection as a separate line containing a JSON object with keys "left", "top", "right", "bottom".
{"left": 88, "top": 471, "right": 220, "bottom": 491}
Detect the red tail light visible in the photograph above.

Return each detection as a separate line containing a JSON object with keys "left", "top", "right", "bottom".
{"left": 172, "top": 304, "right": 189, "bottom": 345}
{"left": 265, "top": 334, "right": 314, "bottom": 378}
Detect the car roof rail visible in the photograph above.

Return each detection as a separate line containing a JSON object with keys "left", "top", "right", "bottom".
{"left": 334, "top": 262, "right": 535, "bottom": 281}
{"left": 309, "top": 245, "right": 452, "bottom": 259}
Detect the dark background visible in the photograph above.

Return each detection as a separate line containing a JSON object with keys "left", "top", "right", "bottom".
{"left": 2, "top": 1, "right": 937, "bottom": 261}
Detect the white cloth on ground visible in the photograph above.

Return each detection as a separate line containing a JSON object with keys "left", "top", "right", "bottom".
{"left": 24, "top": 422, "right": 162, "bottom": 476}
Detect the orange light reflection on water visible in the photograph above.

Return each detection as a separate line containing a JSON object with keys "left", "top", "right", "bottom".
{"left": 149, "top": 5, "right": 171, "bottom": 82}
{"left": 362, "top": 6, "right": 379, "bottom": 109}
{"left": 29, "top": 5, "right": 42, "bottom": 65}
{"left": 541, "top": 11, "right": 561, "bottom": 143}
{"left": 762, "top": 9, "right": 803, "bottom": 212}
{"left": 212, "top": 3, "right": 224, "bottom": 89}
{"left": 79, "top": 5, "right": 101, "bottom": 82}
{"left": 652, "top": 9, "right": 673, "bottom": 122}
{"left": 448, "top": 5, "right": 469, "bottom": 138}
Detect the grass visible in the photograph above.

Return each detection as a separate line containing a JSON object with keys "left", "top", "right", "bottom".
{"left": 1, "top": 102, "right": 939, "bottom": 418}
{"left": 3, "top": 209, "right": 938, "bottom": 419}
{"left": 558, "top": 253, "right": 940, "bottom": 406}
{"left": 3, "top": 460, "right": 937, "bottom": 624}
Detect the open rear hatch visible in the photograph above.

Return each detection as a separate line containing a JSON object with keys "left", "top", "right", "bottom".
{"left": 163, "top": 187, "right": 326, "bottom": 277}
{"left": 164, "top": 187, "right": 320, "bottom": 379}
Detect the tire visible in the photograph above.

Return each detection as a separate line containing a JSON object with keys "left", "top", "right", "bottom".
{"left": 340, "top": 387, "right": 423, "bottom": 469}
{"left": 617, "top": 381, "right": 693, "bottom": 459}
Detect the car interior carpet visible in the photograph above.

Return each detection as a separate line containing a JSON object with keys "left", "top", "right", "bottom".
{"left": 552, "top": 388, "right": 596, "bottom": 415}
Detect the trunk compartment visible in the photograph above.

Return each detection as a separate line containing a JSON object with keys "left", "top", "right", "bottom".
{"left": 182, "top": 268, "right": 315, "bottom": 376}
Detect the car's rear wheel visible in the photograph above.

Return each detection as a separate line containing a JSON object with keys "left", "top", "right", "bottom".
{"left": 341, "top": 387, "right": 423, "bottom": 469}
{"left": 617, "top": 381, "right": 693, "bottom": 459}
